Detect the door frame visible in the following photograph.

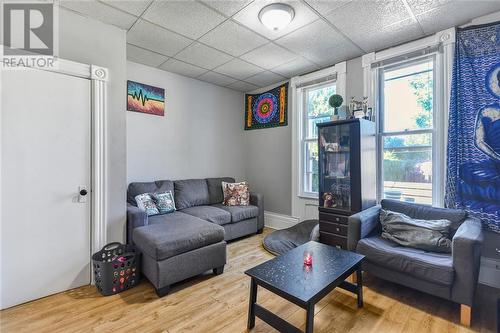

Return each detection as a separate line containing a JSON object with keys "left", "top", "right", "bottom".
{"left": 1, "top": 59, "right": 109, "bottom": 268}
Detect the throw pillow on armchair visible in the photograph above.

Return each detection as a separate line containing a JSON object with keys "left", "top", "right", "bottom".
{"left": 380, "top": 209, "right": 452, "bottom": 253}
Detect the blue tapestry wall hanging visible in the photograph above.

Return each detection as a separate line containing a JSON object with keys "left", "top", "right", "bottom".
{"left": 445, "top": 22, "right": 500, "bottom": 233}
{"left": 245, "top": 82, "right": 288, "bottom": 130}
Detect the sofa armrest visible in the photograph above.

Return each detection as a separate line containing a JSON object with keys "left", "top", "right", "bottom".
{"left": 347, "top": 205, "right": 381, "bottom": 251}
{"left": 127, "top": 203, "right": 148, "bottom": 244}
{"left": 250, "top": 192, "right": 264, "bottom": 231}
{"left": 451, "top": 217, "right": 484, "bottom": 306}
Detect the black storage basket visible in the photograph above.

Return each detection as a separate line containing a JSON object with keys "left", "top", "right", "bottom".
{"left": 92, "top": 242, "right": 141, "bottom": 296}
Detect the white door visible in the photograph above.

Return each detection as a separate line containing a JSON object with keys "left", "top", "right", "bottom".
{"left": 1, "top": 67, "right": 91, "bottom": 309}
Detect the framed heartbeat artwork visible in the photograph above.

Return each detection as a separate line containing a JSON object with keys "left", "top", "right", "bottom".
{"left": 127, "top": 80, "right": 165, "bottom": 116}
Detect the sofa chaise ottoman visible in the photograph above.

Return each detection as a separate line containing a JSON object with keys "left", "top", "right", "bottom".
{"left": 126, "top": 177, "right": 264, "bottom": 296}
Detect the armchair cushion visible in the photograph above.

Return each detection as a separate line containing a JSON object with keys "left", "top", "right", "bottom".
{"left": 357, "top": 236, "right": 454, "bottom": 285}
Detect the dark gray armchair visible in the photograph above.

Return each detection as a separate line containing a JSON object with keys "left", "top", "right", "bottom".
{"left": 348, "top": 199, "right": 483, "bottom": 327}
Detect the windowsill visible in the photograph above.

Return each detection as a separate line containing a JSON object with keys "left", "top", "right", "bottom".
{"left": 297, "top": 194, "right": 319, "bottom": 200}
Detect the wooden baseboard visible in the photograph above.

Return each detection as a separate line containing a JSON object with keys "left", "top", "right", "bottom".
{"left": 264, "top": 211, "right": 299, "bottom": 230}
{"left": 460, "top": 304, "right": 471, "bottom": 327}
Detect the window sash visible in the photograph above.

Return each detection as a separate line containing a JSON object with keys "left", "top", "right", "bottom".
{"left": 303, "top": 81, "right": 336, "bottom": 139}
{"left": 301, "top": 82, "right": 336, "bottom": 195}
{"left": 379, "top": 56, "right": 435, "bottom": 134}
{"left": 377, "top": 55, "right": 437, "bottom": 205}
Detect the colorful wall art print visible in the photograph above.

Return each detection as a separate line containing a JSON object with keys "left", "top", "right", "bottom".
{"left": 127, "top": 80, "right": 165, "bottom": 116}
{"left": 245, "top": 82, "right": 288, "bottom": 130}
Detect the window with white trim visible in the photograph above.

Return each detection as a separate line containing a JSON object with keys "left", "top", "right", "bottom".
{"left": 377, "top": 56, "right": 436, "bottom": 205}
{"left": 302, "top": 82, "right": 336, "bottom": 196}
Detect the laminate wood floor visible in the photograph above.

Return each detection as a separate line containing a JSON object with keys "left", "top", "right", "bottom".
{"left": 1, "top": 228, "right": 497, "bottom": 333}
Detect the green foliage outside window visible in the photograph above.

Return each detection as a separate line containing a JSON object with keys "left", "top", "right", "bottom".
{"left": 307, "top": 86, "right": 336, "bottom": 118}
{"left": 384, "top": 70, "right": 433, "bottom": 184}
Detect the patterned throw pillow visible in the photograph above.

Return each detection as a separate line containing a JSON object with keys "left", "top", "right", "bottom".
{"left": 222, "top": 181, "right": 249, "bottom": 206}
{"left": 135, "top": 193, "right": 160, "bottom": 216}
{"left": 152, "top": 191, "right": 176, "bottom": 214}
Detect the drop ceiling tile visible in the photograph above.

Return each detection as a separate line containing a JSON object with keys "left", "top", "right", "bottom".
{"left": 325, "top": 0, "right": 411, "bottom": 37}
{"left": 198, "top": 71, "right": 238, "bottom": 86}
{"left": 60, "top": 0, "right": 137, "bottom": 30}
{"left": 160, "top": 59, "right": 208, "bottom": 78}
{"left": 100, "top": 0, "right": 153, "bottom": 16}
{"left": 127, "top": 44, "right": 169, "bottom": 67}
{"left": 233, "top": 0, "right": 320, "bottom": 40}
{"left": 214, "top": 58, "right": 263, "bottom": 80}
{"left": 240, "top": 43, "right": 298, "bottom": 70}
{"left": 272, "top": 57, "right": 319, "bottom": 77}
{"left": 276, "top": 20, "right": 360, "bottom": 67}
{"left": 127, "top": 20, "right": 192, "bottom": 56}
{"left": 245, "top": 71, "right": 286, "bottom": 87}
{"left": 142, "top": 0, "right": 226, "bottom": 39}
{"left": 415, "top": 1, "right": 500, "bottom": 35}
{"left": 406, "top": 0, "right": 451, "bottom": 15}
{"left": 303, "top": 0, "right": 352, "bottom": 15}
{"left": 175, "top": 42, "right": 233, "bottom": 70}
{"left": 227, "top": 80, "right": 259, "bottom": 92}
{"left": 201, "top": 0, "right": 253, "bottom": 17}
{"left": 199, "top": 21, "right": 268, "bottom": 56}
{"left": 347, "top": 18, "right": 423, "bottom": 52}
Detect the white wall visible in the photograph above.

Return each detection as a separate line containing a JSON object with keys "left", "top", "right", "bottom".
{"left": 243, "top": 81, "right": 292, "bottom": 215}
{"left": 346, "top": 57, "right": 364, "bottom": 99}
{"left": 126, "top": 61, "right": 245, "bottom": 183}
{"left": 59, "top": 9, "right": 127, "bottom": 242}
{"left": 243, "top": 58, "right": 364, "bottom": 216}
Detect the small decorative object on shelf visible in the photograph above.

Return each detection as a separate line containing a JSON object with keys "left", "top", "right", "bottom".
{"left": 323, "top": 192, "right": 334, "bottom": 208}
{"left": 348, "top": 97, "right": 372, "bottom": 120}
{"left": 328, "top": 94, "right": 343, "bottom": 121}
{"left": 303, "top": 250, "right": 313, "bottom": 266}
{"left": 317, "top": 119, "right": 376, "bottom": 249}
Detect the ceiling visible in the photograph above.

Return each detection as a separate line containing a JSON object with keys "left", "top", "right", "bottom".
{"left": 61, "top": 0, "right": 500, "bottom": 92}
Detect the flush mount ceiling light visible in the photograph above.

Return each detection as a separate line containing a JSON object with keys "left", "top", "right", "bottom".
{"left": 258, "top": 3, "right": 295, "bottom": 31}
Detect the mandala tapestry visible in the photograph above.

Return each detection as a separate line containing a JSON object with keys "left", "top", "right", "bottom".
{"left": 445, "top": 22, "right": 500, "bottom": 233}
{"left": 244, "top": 82, "right": 288, "bottom": 130}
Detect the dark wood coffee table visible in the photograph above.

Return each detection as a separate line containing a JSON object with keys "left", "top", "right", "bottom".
{"left": 245, "top": 241, "right": 365, "bottom": 333}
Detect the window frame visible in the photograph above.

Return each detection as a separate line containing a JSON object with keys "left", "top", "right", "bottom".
{"left": 291, "top": 63, "right": 347, "bottom": 220}
{"left": 301, "top": 81, "right": 337, "bottom": 198}
{"left": 375, "top": 54, "right": 445, "bottom": 206}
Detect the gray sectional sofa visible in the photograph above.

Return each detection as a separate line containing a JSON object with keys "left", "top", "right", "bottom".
{"left": 127, "top": 177, "right": 264, "bottom": 296}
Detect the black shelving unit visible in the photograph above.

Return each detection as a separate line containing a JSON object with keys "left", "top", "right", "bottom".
{"left": 317, "top": 118, "right": 376, "bottom": 249}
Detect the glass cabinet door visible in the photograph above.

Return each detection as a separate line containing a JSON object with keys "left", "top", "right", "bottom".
{"left": 319, "top": 123, "right": 351, "bottom": 212}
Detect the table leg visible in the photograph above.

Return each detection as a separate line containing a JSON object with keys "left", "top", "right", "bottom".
{"left": 305, "top": 303, "right": 315, "bottom": 333}
{"left": 356, "top": 268, "right": 363, "bottom": 308}
{"left": 247, "top": 278, "right": 257, "bottom": 329}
